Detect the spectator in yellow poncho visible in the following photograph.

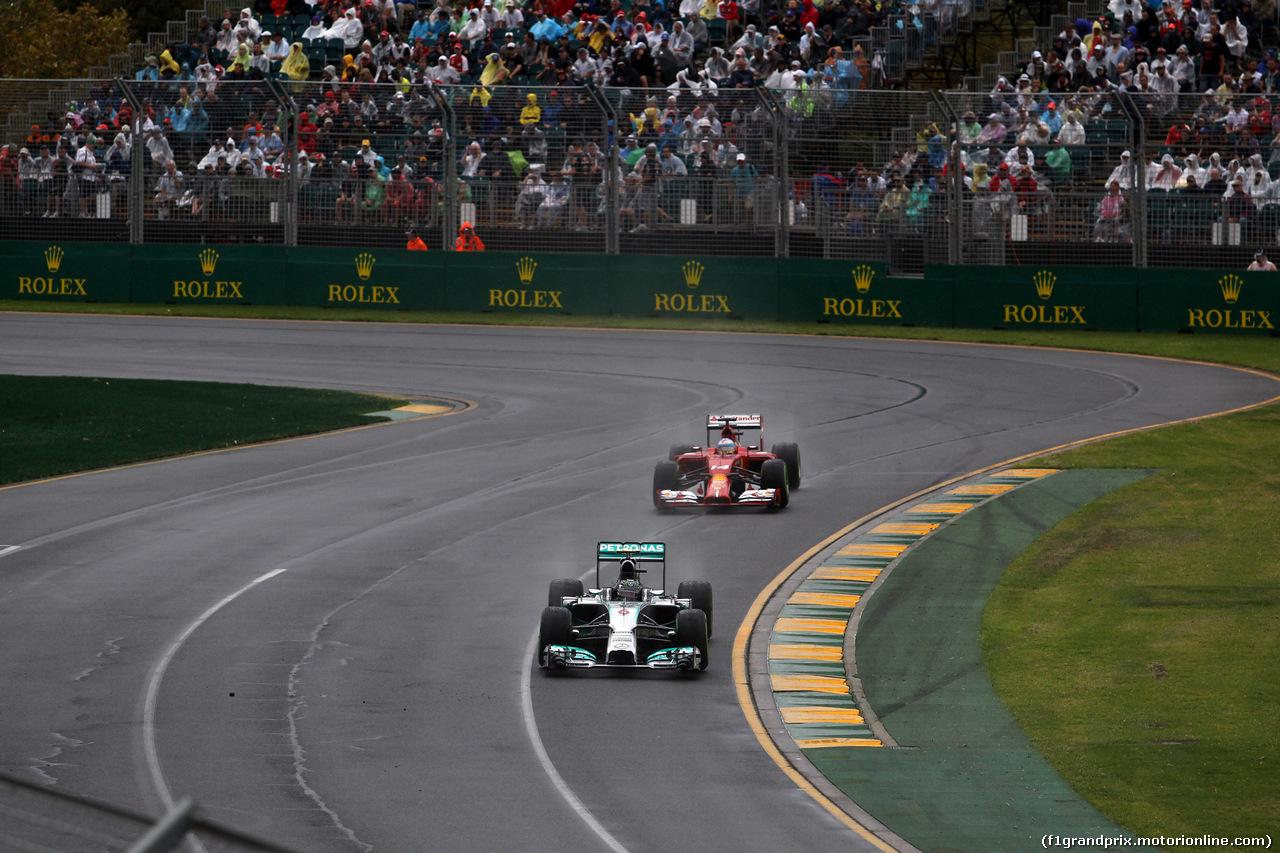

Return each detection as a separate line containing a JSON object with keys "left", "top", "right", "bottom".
{"left": 281, "top": 43, "right": 310, "bottom": 81}
{"left": 341, "top": 53, "right": 358, "bottom": 81}
{"left": 158, "top": 48, "right": 181, "bottom": 76}
{"left": 631, "top": 105, "right": 660, "bottom": 135}
{"left": 587, "top": 20, "right": 610, "bottom": 53}
{"left": 520, "top": 93, "right": 541, "bottom": 125}
{"left": 230, "top": 44, "right": 253, "bottom": 77}
{"left": 479, "top": 53, "right": 507, "bottom": 86}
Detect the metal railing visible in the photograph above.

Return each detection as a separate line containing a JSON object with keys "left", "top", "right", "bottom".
{"left": 0, "top": 770, "right": 301, "bottom": 853}
{"left": 0, "top": 79, "right": 1273, "bottom": 270}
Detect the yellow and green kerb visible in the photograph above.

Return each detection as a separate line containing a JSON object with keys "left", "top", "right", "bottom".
{"left": 767, "top": 468, "right": 1060, "bottom": 752}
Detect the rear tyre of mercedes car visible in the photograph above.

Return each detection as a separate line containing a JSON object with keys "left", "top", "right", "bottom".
{"left": 676, "top": 608, "right": 709, "bottom": 671}
{"left": 677, "top": 580, "right": 714, "bottom": 638}
{"left": 538, "top": 606, "right": 572, "bottom": 667}
{"left": 548, "top": 578, "right": 584, "bottom": 606}
{"left": 770, "top": 442, "right": 801, "bottom": 488}
{"left": 653, "top": 460, "right": 679, "bottom": 509}
{"left": 760, "top": 459, "right": 790, "bottom": 509}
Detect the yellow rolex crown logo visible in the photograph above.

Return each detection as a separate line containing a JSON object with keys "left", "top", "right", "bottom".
{"left": 199, "top": 248, "right": 219, "bottom": 276}
{"left": 45, "top": 246, "right": 64, "bottom": 273}
{"left": 1033, "top": 270, "right": 1056, "bottom": 300}
{"left": 682, "top": 261, "right": 704, "bottom": 289}
{"left": 517, "top": 256, "right": 537, "bottom": 284}
{"left": 355, "top": 253, "right": 376, "bottom": 280}
{"left": 852, "top": 264, "right": 875, "bottom": 293}
{"left": 1219, "top": 274, "right": 1243, "bottom": 304}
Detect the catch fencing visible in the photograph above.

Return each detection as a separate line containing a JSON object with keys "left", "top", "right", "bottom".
{"left": 0, "top": 770, "right": 302, "bottom": 853}
{"left": 0, "top": 79, "right": 1270, "bottom": 270}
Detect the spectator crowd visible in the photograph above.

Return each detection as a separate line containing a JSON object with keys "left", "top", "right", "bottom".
{"left": 1, "top": 0, "right": 1279, "bottom": 257}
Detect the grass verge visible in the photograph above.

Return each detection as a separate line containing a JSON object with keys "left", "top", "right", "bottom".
{"left": 0, "top": 375, "right": 406, "bottom": 485}
{"left": 983, "top": 406, "right": 1280, "bottom": 845}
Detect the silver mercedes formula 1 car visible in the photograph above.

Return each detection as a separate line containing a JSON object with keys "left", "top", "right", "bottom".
{"left": 537, "top": 542, "right": 713, "bottom": 673}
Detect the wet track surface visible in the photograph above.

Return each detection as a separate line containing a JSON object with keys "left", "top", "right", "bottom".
{"left": 1, "top": 313, "right": 1275, "bottom": 852}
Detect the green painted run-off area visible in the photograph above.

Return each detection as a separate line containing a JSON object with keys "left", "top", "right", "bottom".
{"left": 809, "top": 470, "right": 1163, "bottom": 853}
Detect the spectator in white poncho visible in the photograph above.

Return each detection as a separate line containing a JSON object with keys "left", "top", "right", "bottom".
{"left": 1148, "top": 154, "right": 1182, "bottom": 190}
{"left": 326, "top": 9, "right": 365, "bottom": 50}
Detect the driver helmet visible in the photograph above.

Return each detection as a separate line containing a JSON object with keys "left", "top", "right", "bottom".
{"left": 615, "top": 558, "right": 643, "bottom": 600}
{"left": 716, "top": 437, "right": 736, "bottom": 455}
{"left": 615, "top": 577, "right": 643, "bottom": 601}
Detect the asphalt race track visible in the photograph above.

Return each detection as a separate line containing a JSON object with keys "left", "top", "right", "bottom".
{"left": 1, "top": 313, "right": 1276, "bottom": 853}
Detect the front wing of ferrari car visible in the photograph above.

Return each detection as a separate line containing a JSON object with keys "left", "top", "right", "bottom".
{"left": 655, "top": 485, "right": 781, "bottom": 507}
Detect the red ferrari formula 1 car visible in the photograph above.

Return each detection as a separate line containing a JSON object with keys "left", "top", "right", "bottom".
{"left": 652, "top": 414, "right": 800, "bottom": 510}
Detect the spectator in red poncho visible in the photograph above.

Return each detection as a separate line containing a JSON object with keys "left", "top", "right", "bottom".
{"left": 297, "top": 111, "right": 318, "bottom": 154}
{"left": 717, "top": 0, "right": 740, "bottom": 43}
{"left": 1011, "top": 165, "right": 1039, "bottom": 211}
{"left": 799, "top": 0, "right": 819, "bottom": 30}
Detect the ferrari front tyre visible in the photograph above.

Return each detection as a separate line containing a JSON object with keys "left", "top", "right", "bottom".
{"left": 548, "top": 578, "right": 584, "bottom": 606}
{"left": 760, "top": 459, "right": 790, "bottom": 508}
{"left": 538, "top": 606, "right": 572, "bottom": 667}
{"left": 668, "top": 444, "right": 697, "bottom": 460}
{"left": 653, "top": 460, "right": 679, "bottom": 509}
{"left": 676, "top": 608, "right": 709, "bottom": 671}
{"left": 677, "top": 580, "right": 714, "bottom": 638}
{"left": 771, "top": 442, "right": 801, "bottom": 488}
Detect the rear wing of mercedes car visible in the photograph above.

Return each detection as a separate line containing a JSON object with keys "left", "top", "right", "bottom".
{"left": 706, "top": 414, "right": 763, "bottom": 449}
{"left": 596, "top": 541, "right": 666, "bottom": 588}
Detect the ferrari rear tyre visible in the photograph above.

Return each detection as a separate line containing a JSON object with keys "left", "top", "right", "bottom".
{"left": 676, "top": 608, "right": 709, "bottom": 671}
{"left": 548, "top": 578, "right": 584, "bottom": 607}
{"left": 677, "top": 581, "right": 714, "bottom": 638}
{"left": 760, "top": 459, "right": 790, "bottom": 508}
{"left": 668, "top": 444, "right": 697, "bottom": 460}
{"left": 538, "top": 606, "right": 572, "bottom": 667}
{"left": 771, "top": 442, "right": 801, "bottom": 488}
{"left": 653, "top": 460, "right": 679, "bottom": 509}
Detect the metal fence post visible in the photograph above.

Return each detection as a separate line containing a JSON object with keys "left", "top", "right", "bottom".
{"left": 268, "top": 79, "right": 298, "bottom": 248}
{"left": 760, "top": 88, "right": 790, "bottom": 258}
{"left": 1121, "top": 92, "right": 1147, "bottom": 269}
{"left": 429, "top": 86, "right": 456, "bottom": 249}
{"left": 584, "top": 83, "right": 618, "bottom": 254}
{"left": 118, "top": 78, "right": 145, "bottom": 244}
{"left": 932, "top": 90, "right": 962, "bottom": 266}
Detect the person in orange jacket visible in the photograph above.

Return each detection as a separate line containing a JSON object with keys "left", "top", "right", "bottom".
{"left": 406, "top": 228, "right": 428, "bottom": 250}
{"left": 455, "top": 221, "right": 484, "bottom": 251}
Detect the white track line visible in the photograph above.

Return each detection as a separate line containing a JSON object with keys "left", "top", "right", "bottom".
{"left": 142, "top": 567, "right": 288, "bottom": 810}
{"left": 146, "top": 563, "right": 627, "bottom": 853}
{"left": 0, "top": 546, "right": 21, "bottom": 559}
{"left": 521, "top": 630, "right": 631, "bottom": 853}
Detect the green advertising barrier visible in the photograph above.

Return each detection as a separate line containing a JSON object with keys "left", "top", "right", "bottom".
{"left": 951, "top": 266, "right": 1138, "bottom": 332}
{"left": 1138, "top": 269, "right": 1280, "bottom": 334}
{"left": 289, "top": 246, "right": 447, "bottom": 311}
{"left": 131, "top": 244, "right": 290, "bottom": 306}
{"left": 446, "top": 252, "right": 610, "bottom": 315}
{"left": 607, "top": 254, "right": 779, "bottom": 321}
{"left": 22, "top": 240, "right": 1274, "bottom": 336}
{"left": 1, "top": 241, "right": 133, "bottom": 303}
{"left": 779, "top": 259, "right": 953, "bottom": 327}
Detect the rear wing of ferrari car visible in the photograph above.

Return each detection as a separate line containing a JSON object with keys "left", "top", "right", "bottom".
{"left": 596, "top": 541, "right": 666, "bottom": 588}
{"left": 706, "top": 414, "right": 763, "bottom": 449}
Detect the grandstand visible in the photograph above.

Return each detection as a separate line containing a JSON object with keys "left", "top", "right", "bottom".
{"left": 1, "top": 0, "right": 1277, "bottom": 271}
